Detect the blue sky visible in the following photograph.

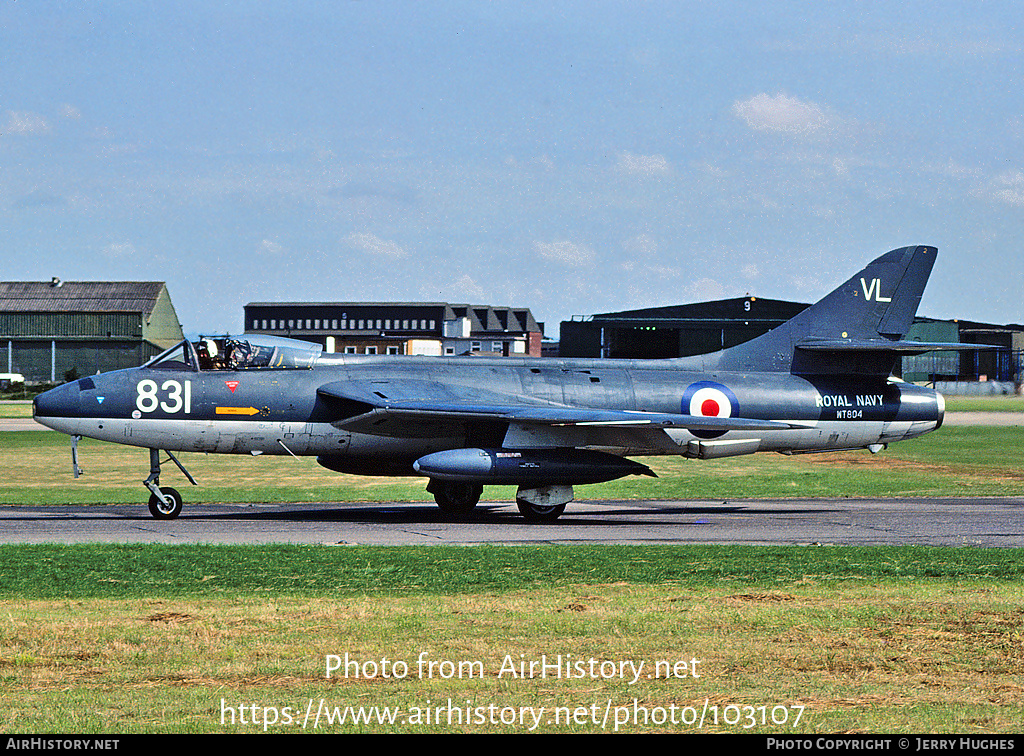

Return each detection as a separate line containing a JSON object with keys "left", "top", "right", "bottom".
{"left": 2, "top": 1, "right": 1022, "bottom": 338}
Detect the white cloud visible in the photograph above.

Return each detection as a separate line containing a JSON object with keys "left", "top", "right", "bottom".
{"left": 451, "top": 274, "right": 487, "bottom": 300}
{"left": 687, "top": 277, "right": 726, "bottom": 301}
{"left": 990, "top": 171, "right": 1024, "bottom": 207}
{"left": 874, "top": 35, "right": 1016, "bottom": 59}
{"left": 533, "top": 240, "right": 595, "bottom": 266}
{"left": 622, "top": 233, "right": 659, "bottom": 258}
{"left": 4, "top": 110, "right": 51, "bottom": 135}
{"left": 926, "top": 158, "right": 981, "bottom": 181}
{"left": 504, "top": 154, "right": 556, "bottom": 172}
{"left": 616, "top": 151, "right": 672, "bottom": 176}
{"left": 260, "top": 239, "right": 285, "bottom": 256}
{"left": 345, "top": 231, "right": 407, "bottom": 258}
{"left": 732, "top": 93, "right": 833, "bottom": 138}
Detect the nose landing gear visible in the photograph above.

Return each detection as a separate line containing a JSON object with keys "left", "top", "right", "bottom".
{"left": 143, "top": 448, "right": 197, "bottom": 520}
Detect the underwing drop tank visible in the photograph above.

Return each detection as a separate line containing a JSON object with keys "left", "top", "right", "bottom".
{"left": 412, "top": 448, "right": 656, "bottom": 486}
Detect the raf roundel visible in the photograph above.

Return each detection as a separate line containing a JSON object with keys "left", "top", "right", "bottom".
{"left": 682, "top": 381, "right": 738, "bottom": 418}
{"left": 681, "top": 381, "right": 740, "bottom": 439}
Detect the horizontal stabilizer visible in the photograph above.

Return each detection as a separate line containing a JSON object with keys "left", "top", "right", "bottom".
{"left": 796, "top": 339, "right": 995, "bottom": 355}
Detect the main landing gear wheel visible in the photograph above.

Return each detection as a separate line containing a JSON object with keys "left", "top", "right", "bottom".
{"left": 515, "top": 484, "right": 573, "bottom": 523}
{"left": 429, "top": 480, "right": 483, "bottom": 519}
{"left": 515, "top": 498, "right": 566, "bottom": 523}
{"left": 148, "top": 486, "right": 183, "bottom": 520}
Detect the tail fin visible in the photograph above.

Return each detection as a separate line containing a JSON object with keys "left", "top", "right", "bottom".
{"left": 713, "top": 245, "right": 940, "bottom": 376}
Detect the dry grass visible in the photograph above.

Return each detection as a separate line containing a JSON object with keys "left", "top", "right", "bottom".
{"left": 2, "top": 582, "right": 1024, "bottom": 733}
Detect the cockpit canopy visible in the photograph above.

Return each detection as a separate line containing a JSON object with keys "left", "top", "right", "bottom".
{"left": 144, "top": 335, "right": 323, "bottom": 372}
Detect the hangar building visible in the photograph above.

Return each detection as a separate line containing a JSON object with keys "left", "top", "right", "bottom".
{"left": 0, "top": 279, "right": 184, "bottom": 382}
{"left": 559, "top": 297, "right": 808, "bottom": 359}
{"left": 909, "top": 318, "right": 1024, "bottom": 385}
{"left": 560, "top": 299, "right": 1023, "bottom": 386}
{"left": 244, "top": 301, "right": 544, "bottom": 357}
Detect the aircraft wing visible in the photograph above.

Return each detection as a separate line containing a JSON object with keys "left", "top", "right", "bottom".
{"left": 316, "top": 379, "right": 802, "bottom": 438}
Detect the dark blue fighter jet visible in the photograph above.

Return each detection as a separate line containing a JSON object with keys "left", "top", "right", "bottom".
{"left": 33, "top": 245, "right": 977, "bottom": 521}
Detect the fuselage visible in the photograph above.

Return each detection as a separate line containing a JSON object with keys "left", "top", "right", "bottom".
{"left": 33, "top": 348, "right": 945, "bottom": 473}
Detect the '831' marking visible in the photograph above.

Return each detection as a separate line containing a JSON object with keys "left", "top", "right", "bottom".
{"left": 136, "top": 379, "right": 192, "bottom": 414}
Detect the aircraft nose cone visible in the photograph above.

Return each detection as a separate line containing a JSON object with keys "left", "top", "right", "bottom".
{"left": 33, "top": 381, "right": 81, "bottom": 429}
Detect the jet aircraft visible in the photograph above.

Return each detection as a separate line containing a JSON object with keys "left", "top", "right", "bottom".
{"left": 33, "top": 245, "right": 978, "bottom": 522}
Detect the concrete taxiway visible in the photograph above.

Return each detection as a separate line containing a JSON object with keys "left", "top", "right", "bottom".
{"left": 0, "top": 497, "right": 1021, "bottom": 547}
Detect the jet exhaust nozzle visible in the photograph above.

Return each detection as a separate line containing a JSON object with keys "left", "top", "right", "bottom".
{"left": 412, "top": 447, "right": 655, "bottom": 485}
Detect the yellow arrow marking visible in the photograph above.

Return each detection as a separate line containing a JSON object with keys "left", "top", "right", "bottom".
{"left": 216, "top": 407, "right": 261, "bottom": 416}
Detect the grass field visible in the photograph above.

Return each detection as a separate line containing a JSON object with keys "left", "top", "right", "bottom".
{"left": 943, "top": 395, "right": 1024, "bottom": 412}
{"left": 0, "top": 402, "right": 33, "bottom": 418}
{"left": 1, "top": 544, "right": 1023, "bottom": 733}
{"left": 2, "top": 422, "right": 1024, "bottom": 733}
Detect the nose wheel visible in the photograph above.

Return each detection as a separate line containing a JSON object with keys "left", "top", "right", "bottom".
{"left": 148, "top": 487, "right": 183, "bottom": 519}
{"left": 142, "top": 448, "right": 196, "bottom": 520}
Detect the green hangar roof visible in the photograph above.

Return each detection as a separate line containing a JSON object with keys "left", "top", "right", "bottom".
{"left": 0, "top": 279, "right": 184, "bottom": 381}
